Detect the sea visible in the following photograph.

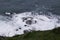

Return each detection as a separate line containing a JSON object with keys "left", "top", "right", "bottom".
{"left": 0, "top": 0, "right": 60, "bottom": 37}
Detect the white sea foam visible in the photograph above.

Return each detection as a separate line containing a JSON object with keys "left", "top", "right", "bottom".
{"left": 0, "top": 11, "right": 60, "bottom": 37}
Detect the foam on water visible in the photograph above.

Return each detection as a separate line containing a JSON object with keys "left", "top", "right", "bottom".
{"left": 0, "top": 11, "right": 60, "bottom": 37}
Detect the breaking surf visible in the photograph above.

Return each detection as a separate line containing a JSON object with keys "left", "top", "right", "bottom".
{"left": 0, "top": 10, "right": 60, "bottom": 37}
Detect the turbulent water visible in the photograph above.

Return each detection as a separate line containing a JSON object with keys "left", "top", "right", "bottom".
{"left": 0, "top": 0, "right": 60, "bottom": 37}
{"left": 0, "top": 10, "right": 60, "bottom": 37}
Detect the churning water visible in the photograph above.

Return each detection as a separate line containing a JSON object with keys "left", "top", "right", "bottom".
{"left": 0, "top": 0, "right": 60, "bottom": 37}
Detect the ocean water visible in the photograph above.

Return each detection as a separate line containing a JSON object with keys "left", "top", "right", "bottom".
{"left": 0, "top": 0, "right": 60, "bottom": 15}
{"left": 0, "top": 0, "right": 60, "bottom": 37}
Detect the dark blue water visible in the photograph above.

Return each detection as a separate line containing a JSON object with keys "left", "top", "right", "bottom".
{"left": 0, "top": 0, "right": 60, "bottom": 15}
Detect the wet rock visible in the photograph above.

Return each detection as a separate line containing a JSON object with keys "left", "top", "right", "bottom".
{"left": 26, "top": 20, "right": 32, "bottom": 25}
{"left": 22, "top": 17, "right": 27, "bottom": 22}
{"left": 19, "top": 28, "right": 21, "bottom": 29}
{"left": 24, "top": 25, "right": 27, "bottom": 27}
{"left": 24, "top": 30, "right": 29, "bottom": 34}
{"left": 35, "top": 20, "right": 37, "bottom": 23}
{"left": 16, "top": 29, "right": 18, "bottom": 31}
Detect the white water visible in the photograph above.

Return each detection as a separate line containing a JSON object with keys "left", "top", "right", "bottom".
{"left": 0, "top": 11, "right": 60, "bottom": 37}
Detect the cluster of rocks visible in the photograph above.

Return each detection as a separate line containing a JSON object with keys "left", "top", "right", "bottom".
{"left": 22, "top": 17, "right": 37, "bottom": 25}
{"left": 15, "top": 17, "right": 37, "bottom": 33}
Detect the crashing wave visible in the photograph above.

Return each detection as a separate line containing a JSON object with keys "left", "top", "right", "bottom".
{"left": 0, "top": 11, "right": 60, "bottom": 37}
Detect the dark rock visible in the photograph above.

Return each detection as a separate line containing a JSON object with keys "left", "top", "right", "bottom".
{"left": 24, "top": 30, "right": 29, "bottom": 34}
{"left": 16, "top": 29, "right": 18, "bottom": 31}
{"left": 19, "top": 28, "right": 21, "bottom": 29}
{"left": 24, "top": 25, "right": 27, "bottom": 26}
{"left": 26, "top": 20, "right": 32, "bottom": 25}
{"left": 22, "top": 17, "right": 27, "bottom": 22}
{"left": 35, "top": 20, "right": 37, "bottom": 23}
{"left": 0, "top": 36, "right": 5, "bottom": 40}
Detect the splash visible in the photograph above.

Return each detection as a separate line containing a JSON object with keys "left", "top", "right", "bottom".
{"left": 0, "top": 11, "right": 60, "bottom": 37}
